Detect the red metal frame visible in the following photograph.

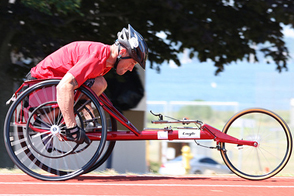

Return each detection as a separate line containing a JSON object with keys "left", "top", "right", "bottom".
{"left": 85, "top": 86, "right": 258, "bottom": 147}
{"left": 98, "top": 93, "right": 141, "bottom": 136}
{"left": 86, "top": 123, "right": 257, "bottom": 147}
{"left": 14, "top": 79, "right": 258, "bottom": 147}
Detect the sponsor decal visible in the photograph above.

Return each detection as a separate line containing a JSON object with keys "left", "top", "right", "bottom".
{"left": 178, "top": 129, "right": 200, "bottom": 139}
{"left": 157, "top": 131, "right": 168, "bottom": 139}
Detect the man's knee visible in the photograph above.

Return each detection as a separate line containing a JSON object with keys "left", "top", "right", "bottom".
{"left": 95, "top": 76, "right": 107, "bottom": 90}
{"left": 92, "top": 76, "right": 107, "bottom": 95}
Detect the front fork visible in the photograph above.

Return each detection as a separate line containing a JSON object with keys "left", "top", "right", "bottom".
{"left": 200, "top": 124, "right": 258, "bottom": 154}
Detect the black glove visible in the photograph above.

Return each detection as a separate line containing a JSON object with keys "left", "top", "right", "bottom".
{"left": 65, "top": 125, "right": 91, "bottom": 145}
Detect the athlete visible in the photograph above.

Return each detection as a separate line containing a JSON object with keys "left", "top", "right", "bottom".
{"left": 26, "top": 24, "right": 148, "bottom": 145}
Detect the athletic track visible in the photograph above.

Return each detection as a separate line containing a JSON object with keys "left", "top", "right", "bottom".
{"left": 0, "top": 173, "right": 294, "bottom": 196}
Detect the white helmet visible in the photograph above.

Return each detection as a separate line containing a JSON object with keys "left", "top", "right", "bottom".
{"left": 116, "top": 24, "right": 148, "bottom": 69}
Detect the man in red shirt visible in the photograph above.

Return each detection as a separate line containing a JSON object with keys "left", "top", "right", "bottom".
{"left": 27, "top": 24, "right": 148, "bottom": 145}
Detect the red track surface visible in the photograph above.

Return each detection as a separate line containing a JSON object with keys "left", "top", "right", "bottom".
{"left": 0, "top": 174, "right": 294, "bottom": 196}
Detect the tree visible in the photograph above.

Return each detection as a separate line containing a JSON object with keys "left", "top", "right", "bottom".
{"left": 0, "top": 0, "right": 294, "bottom": 167}
{"left": 4, "top": 0, "right": 294, "bottom": 74}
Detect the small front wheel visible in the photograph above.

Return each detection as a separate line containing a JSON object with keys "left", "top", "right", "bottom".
{"left": 220, "top": 108, "right": 292, "bottom": 180}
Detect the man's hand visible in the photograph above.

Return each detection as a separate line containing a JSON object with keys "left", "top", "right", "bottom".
{"left": 65, "top": 125, "right": 91, "bottom": 145}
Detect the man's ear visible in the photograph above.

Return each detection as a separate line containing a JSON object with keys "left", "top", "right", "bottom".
{"left": 120, "top": 47, "right": 127, "bottom": 55}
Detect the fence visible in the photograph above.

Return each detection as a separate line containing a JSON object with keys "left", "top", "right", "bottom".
{"left": 146, "top": 100, "right": 239, "bottom": 129}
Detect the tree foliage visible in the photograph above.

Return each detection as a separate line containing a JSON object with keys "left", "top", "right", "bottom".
{"left": 1, "top": 0, "right": 294, "bottom": 75}
{"left": 20, "top": 0, "right": 82, "bottom": 15}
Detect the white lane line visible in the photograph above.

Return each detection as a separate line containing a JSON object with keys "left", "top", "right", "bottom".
{"left": 0, "top": 195, "right": 123, "bottom": 196}
{"left": 0, "top": 182, "right": 293, "bottom": 188}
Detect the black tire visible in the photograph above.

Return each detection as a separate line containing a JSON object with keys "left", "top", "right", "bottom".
{"left": 220, "top": 108, "right": 292, "bottom": 180}
{"left": 84, "top": 115, "right": 117, "bottom": 174}
{"left": 4, "top": 80, "right": 107, "bottom": 181}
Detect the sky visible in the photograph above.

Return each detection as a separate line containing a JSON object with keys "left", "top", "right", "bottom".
{"left": 145, "top": 25, "right": 294, "bottom": 111}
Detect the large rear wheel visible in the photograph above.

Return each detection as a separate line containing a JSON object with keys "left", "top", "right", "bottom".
{"left": 4, "top": 80, "right": 107, "bottom": 181}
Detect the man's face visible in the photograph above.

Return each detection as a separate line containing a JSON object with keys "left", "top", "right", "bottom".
{"left": 116, "top": 57, "right": 138, "bottom": 75}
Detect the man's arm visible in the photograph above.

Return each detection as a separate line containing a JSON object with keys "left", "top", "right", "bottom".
{"left": 57, "top": 72, "right": 79, "bottom": 128}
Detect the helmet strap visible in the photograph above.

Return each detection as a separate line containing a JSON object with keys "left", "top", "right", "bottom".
{"left": 113, "top": 44, "right": 121, "bottom": 69}
{"left": 113, "top": 43, "right": 132, "bottom": 69}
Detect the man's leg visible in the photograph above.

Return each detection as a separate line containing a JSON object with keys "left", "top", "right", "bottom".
{"left": 90, "top": 76, "right": 108, "bottom": 96}
{"left": 83, "top": 76, "right": 107, "bottom": 120}
{"left": 81, "top": 76, "right": 107, "bottom": 131}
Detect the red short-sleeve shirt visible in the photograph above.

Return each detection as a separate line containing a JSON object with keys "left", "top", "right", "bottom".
{"left": 31, "top": 41, "right": 111, "bottom": 87}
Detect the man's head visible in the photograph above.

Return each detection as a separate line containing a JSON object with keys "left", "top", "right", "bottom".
{"left": 114, "top": 24, "right": 148, "bottom": 74}
{"left": 115, "top": 47, "right": 138, "bottom": 75}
